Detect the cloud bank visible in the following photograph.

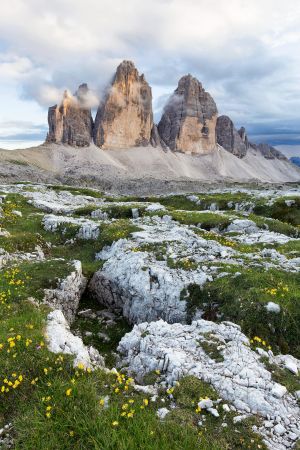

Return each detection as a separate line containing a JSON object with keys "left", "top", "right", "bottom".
{"left": 0, "top": 0, "right": 299, "bottom": 150}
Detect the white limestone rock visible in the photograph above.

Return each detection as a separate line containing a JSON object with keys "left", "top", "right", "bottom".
{"left": 89, "top": 216, "right": 240, "bottom": 324}
{"left": 265, "top": 302, "right": 281, "bottom": 313}
{"left": 156, "top": 408, "right": 170, "bottom": 420}
{"left": 43, "top": 214, "right": 100, "bottom": 240}
{"left": 12, "top": 209, "right": 22, "bottom": 217}
{"left": 145, "top": 203, "right": 166, "bottom": 212}
{"left": 227, "top": 219, "right": 259, "bottom": 234}
{"left": 46, "top": 310, "right": 104, "bottom": 369}
{"left": 118, "top": 319, "right": 300, "bottom": 449}
{"left": 44, "top": 260, "right": 86, "bottom": 323}
{"left": 271, "top": 354, "right": 300, "bottom": 376}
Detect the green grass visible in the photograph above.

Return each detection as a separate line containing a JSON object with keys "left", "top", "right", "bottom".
{"left": 170, "top": 211, "right": 231, "bottom": 230}
{"left": 73, "top": 205, "right": 99, "bottom": 216}
{"left": 249, "top": 213, "right": 300, "bottom": 238}
{"left": 198, "top": 335, "right": 224, "bottom": 362}
{"left": 254, "top": 197, "right": 300, "bottom": 227}
{"left": 183, "top": 268, "right": 300, "bottom": 357}
{"left": 47, "top": 185, "right": 105, "bottom": 198}
{"left": 0, "top": 194, "right": 140, "bottom": 279}
{"left": 156, "top": 193, "right": 253, "bottom": 212}
{"left": 274, "top": 239, "right": 300, "bottom": 258}
{"left": 170, "top": 376, "right": 266, "bottom": 450}
{"left": 261, "top": 358, "right": 300, "bottom": 394}
{"left": 0, "top": 259, "right": 73, "bottom": 302}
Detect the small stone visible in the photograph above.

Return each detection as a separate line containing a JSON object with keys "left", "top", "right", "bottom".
{"left": 156, "top": 408, "right": 169, "bottom": 420}
{"left": 274, "top": 424, "right": 286, "bottom": 435}
{"left": 271, "top": 384, "right": 287, "bottom": 398}
{"left": 198, "top": 398, "right": 213, "bottom": 410}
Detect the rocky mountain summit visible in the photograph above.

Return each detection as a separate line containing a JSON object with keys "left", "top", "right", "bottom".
{"left": 216, "top": 115, "right": 287, "bottom": 161}
{"left": 251, "top": 143, "right": 287, "bottom": 160}
{"left": 158, "top": 75, "right": 218, "bottom": 154}
{"left": 46, "top": 84, "right": 93, "bottom": 147}
{"left": 216, "top": 115, "right": 248, "bottom": 158}
{"left": 45, "top": 60, "right": 288, "bottom": 164}
{"left": 93, "top": 61, "right": 154, "bottom": 149}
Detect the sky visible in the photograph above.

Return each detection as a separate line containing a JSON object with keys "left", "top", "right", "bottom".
{"left": 0, "top": 0, "right": 300, "bottom": 156}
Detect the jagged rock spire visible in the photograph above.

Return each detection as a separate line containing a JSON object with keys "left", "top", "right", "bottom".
{"left": 93, "top": 60, "right": 153, "bottom": 149}
{"left": 216, "top": 115, "right": 248, "bottom": 158}
{"left": 157, "top": 74, "right": 218, "bottom": 154}
{"left": 46, "top": 84, "right": 93, "bottom": 147}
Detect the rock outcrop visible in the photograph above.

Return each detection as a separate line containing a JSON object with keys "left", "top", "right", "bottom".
{"left": 216, "top": 115, "right": 248, "bottom": 158}
{"left": 251, "top": 143, "right": 287, "bottom": 160}
{"left": 158, "top": 75, "right": 218, "bottom": 154}
{"left": 43, "top": 260, "right": 87, "bottom": 323}
{"left": 216, "top": 118, "right": 287, "bottom": 161}
{"left": 118, "top": 319, "right": 300, "bottom": 450}
{"left": 47, "top": 84, "right": 93, "bottom": 147}
{"left": 93, "top": 60, "right": 153, "bottom": 149}
{"left": 150, "top": 124, "right": 168, "bottom": 150}
{"left": 46, "top": 310, "right": 104, "bottom": 369}
{"left": 238, "top": 126, "right": 250, "bottom": 149}
{"left": 88, "top": 215, "right": 238, "bottom": 325}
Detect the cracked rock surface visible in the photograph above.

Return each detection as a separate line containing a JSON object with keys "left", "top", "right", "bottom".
{"left": 44, "top": 260, "right": 87, "bottom": 323}
{"left": 118, "top": 319, "right": 300, "bottom": 450}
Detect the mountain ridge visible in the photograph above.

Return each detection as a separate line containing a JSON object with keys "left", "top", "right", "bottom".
{"left": 45, "top": 60, "right": 287, "bottom": 164}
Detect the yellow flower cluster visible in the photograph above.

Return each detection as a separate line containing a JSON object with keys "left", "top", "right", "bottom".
{"left": 1, "top": 373, "right": 24, "bottom": 394}
{"left": 0, "top": 333, "right": 30, "bottom": 358}
{"left": 42, "top": 396, "right": 53, "bottom": 419}
{"left": 263, "top": 282, "right": 289, "bottom": 297}
{"left": 198, "top": 229, "right": 236, "bottom": 248}
{"left": 2, "top": 201, "right": 18, "bottom": 223}
{"left": 178, "top": 258, "right": 197, "bottom": 271}
{"left": 112, "top": 371, "right": 134, "bottom": 394}
{"left": 0, "top": 267, "right": 29, "bottom": 308}
{"left": 107, "top": 372, "right": 150, "bottom": 426}
{"left": 250, "top": 336, "right": 272, "bottom": 350}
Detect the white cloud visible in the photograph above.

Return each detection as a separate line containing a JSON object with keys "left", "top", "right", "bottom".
{"left": 0, "top": 0, "right": 299, "bottom": 147}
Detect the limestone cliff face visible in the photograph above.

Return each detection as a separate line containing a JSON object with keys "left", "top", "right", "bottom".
{"left": 47, "top": 84, "right": 93, "bottom": 147}
{"left": 157, "top": 75, "right": 218, "bottom": 154}
{"left": 93, "top": 61, "right": 153, "bottom": 149}
{"left": 216, "top": 115, "right": 248, "bottom": 158}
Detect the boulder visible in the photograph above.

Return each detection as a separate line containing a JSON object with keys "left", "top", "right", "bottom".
{"left": 93, "top": 60, "right": 153, "bottom": 149}
{"left": 118, "top": 319, "right": 300, "bottom": 450}
{"left": 158, "top": 75, "right": 218, "bottom": 154}
{"left": 216, "top": 116, "right": 247, "bottom": 158}
{"left": 46, "top": 84, "right": 93, "bottom": 147}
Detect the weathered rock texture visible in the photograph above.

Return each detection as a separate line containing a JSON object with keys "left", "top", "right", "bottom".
{"left": 43, "top": 260, "right": 87, "bottom": 323}
{"left": 216, "top": 115, "right": 248, "bottom": 158}
{"left": 46, "top": 310, "right": 104, "bottom": 369}
{"left": 88, "top": 215, "right": 239, "bottom": 324}
{"left": 216, "top": 117, "right": 286, "bottom": 161}
{"left": 251, "top": 143, "right": 287, "bottom": 160}
{"left": 93, "top": 61, "right": 153, "bottom": 149}
{"left": 238, "top": 126, "right": 250, "bottom": 150}
{"left": 47, "top": 84, "right": 93, "bottom": 147}
{"left": 150, "top": 124, "right": 168, "bottom": 150}
{"left": 158, "top": 75, "right": 218, "bottom": 154}
{"left": 119, "top": 319, "right": 300, "bottom": 450}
